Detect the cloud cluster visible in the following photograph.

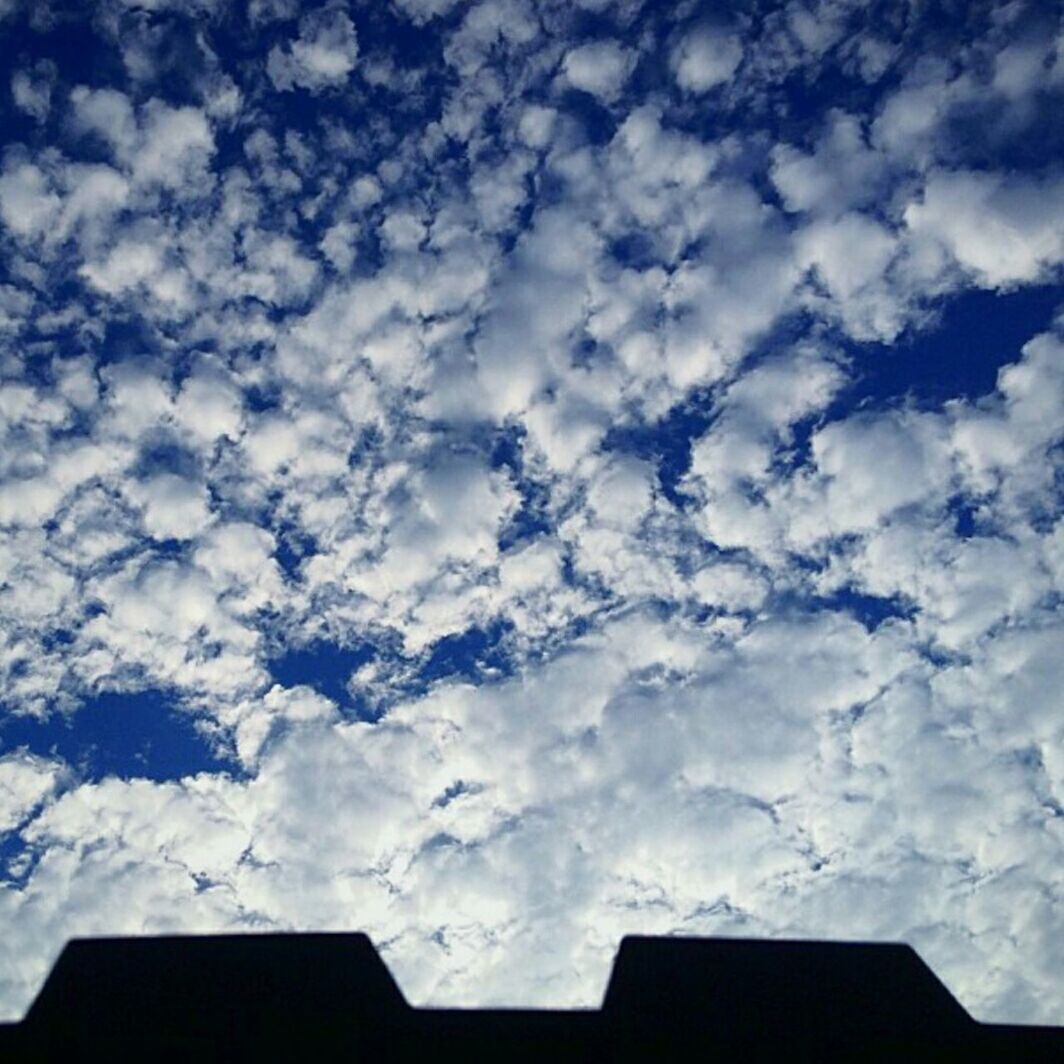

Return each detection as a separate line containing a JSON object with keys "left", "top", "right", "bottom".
{"left": 0, "top": 0, "right": 1061, "bottom": 1027}
{"left": 267, "top": 5, "right": 360, "bottom": 93}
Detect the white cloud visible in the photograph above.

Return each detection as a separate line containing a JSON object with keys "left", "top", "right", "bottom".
{"left": 771, "top": 110, "right": 887, "bottom": 217}
{"left": 69, "top": 86, "right": 138, "bottom": 160}
{"left": 796, "top": 212, "right": 904, "bottom": 339}
{"left": 6, "top": 602, "right": 1060, "bottom": 1022}
{"left": 0, "top": 755, "right": 61, "bottom": 835}
{"left": 798, "top": 213, "right": 896, "bottom": 299}
{"left": 0, "top": 160, "right": 61, "bottom": 239}
{"left": 57, "top": 164, "right": 130, "bottom": 237}
{"left": 802, "top": 412, "right": 954, "bottom": 539}
{"left": 126, "top": 474, "right": 214, "bottom": 541}
{"left": 0, "top": 0, "right": 1062, "bottom": 1031}
{"left": 69, "top": 88, "right": 214, "bottom": 194}
{"left": 173, "top": 364, "right": 244, "bottom": 445}
{"left": 560, "top": 40, "right": 635, "bottom": 103}
{"left": 517, "top": 104, "right": 556, "bottom": 148}
{"left": 267, "top": 5, "right": 360, "bottom": 93}
{"left": 80, "top": 239, "right": 162, "bottom": 293}
{"left": 10, "top": 61, "right": 55, "bottom": 122}
{"left": 132, "top": 102, "right": 215, "bottom": 190}
{"left": 584, "top": 455, "right": 654, "bottom": 529}
{"left": 671, "top": 26, "right": 743, "bottom": 93}
{"left": 905, "top": 169, "right": 1064, "bottom": 288}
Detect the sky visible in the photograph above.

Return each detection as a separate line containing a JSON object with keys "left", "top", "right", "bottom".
{"left": 0, "top": 0, "right": 1062, "bottom": 1026}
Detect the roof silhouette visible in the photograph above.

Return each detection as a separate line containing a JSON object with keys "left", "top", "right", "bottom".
{"left": 1, "top": 932, "right": 1060, "bottom": 1060}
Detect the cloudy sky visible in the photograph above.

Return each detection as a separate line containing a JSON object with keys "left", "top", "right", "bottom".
{"left": 1, "top": 0, "right": 1062, "bottom": 1025}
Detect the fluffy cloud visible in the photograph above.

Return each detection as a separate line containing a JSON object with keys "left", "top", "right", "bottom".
{"left": 267, "top": 5, "right": 360, "bottom": 92}
{"left": 3, "top": 604, "right": 1059, "bottom": 1022}
{"left": 771, "top": 110, "right": 887, "bottom": 217}
{"left": 0, "top": 755, "right": 61, "bottom": 835}
{"left": 0, "top": 161, "right": 61, "bottom": 239}
{"left": 0, "top": 0, "right": 1061, "bottom": 1031}
{"left": 10, "top": 61, "right": 56, "bottom": 123}
{"left": 905, "top": 170, "right": 1064, "bottom": 288}
{"left": 560, "top": 40, "right": 636, "bottom": 102}
{"left": 671, "top": 25, "right": 743, "bottom": 93}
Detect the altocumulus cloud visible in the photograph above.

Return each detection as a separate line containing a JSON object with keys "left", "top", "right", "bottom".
{"left": 0, "top": 0, "right": 1062, "bottom": 1026}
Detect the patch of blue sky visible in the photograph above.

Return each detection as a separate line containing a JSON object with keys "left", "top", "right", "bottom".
{"left": 418, "top": 617, "right": 515, "bottom": 686}
{"left": 491, "top": 426, "right": 554, "bottom": 550}
{"left": 273, "top": 526, "right": 319, "bottom": 581}
{"left": 267, "top": 639, "right": 377, "bottom": 713}
{"left": 947, "top": 495, "right": 981, "bottom": 540}
{"left": 844, "top": 284, "right": 1064, "bottom": 411}
{"left": 267, "top": 620, "right": 517, "bottom": 719}
{"left": 556, "top": 87, "right": 619, "bottom": 146}
{"left": 600, "top": 312, "right": 819, "bottom": 506}
{"left": 810, "top": 587, "right": 916, "bottom": 631}
{"left": 602, "top": 394, "right": 717, "bottom": 508}
{"left": 0, "top": 689, "right": 232, "bottom": 784}
{"left": 0, "top": 835, "right": 37, "bottom": 888}
{"left": 0, "top": 12, "right": 121, "bottom": 119}
{"left": 768, "top": 285, "right": 1064, "bottom": 482}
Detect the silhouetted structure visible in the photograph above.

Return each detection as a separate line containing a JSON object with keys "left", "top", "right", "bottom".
{"left": 1, "top": 933, "right": 1060, "bottom": 1060}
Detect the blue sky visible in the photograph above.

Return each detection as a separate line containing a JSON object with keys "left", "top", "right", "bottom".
{"left": 1, "top": 0, "right": 1063, "bottom": 1024}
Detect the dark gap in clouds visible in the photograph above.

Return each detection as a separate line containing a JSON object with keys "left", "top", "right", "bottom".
{"left": 938, "top": 90, "right": 1064, "bottom": 171}
{"left": 106, "top": 11, "right": 213, "bottom": 107}
{"left": 348, "top": 423, "right": 384, "bottom": 468}
{"left": 607, "top": 304, "right": 834, "bottom": 499}
{"left": 0, "top": 106, "right": 47, "bottom": 155}
{"left": 948, "top": 495, "right": 980, "bottom": 539}
{"left": 63, "top": 121, "right": 125, "bottom": 169}
{"left": 770, "top": 65, "right": 880, "bottom": 140}
{"left": 267, "top": 640, "right": 376, "bottom": 712}
{"left": 1027, "top": 452, "right": 1064, "bottom": 534}
{"left": 245, "top": 382, "right": 282, "bottom": 413}
{"left": 558, "top": 89, "right": 617, "bottom": 145}
{"left": 97, "top": 316, "right": 168, "bottom": 367}
{"left": 0, "top": 832, "right": 41, "bottom": 888}
{"left": 14, "top": 285, "right": 89, "bottom": 383}
{"left": 209, "top": 123, "right": 256, "bottom": 178}
{"left": 355, "top": 0, "right": 464, "bottom": 58}
{"left": 845, "top": 284, "right": 1064, "bottom": 410}
{"left": 268, "top": 622, "right": 517, "bottom": 718}
{"left": 0, "top": 6, "right": 121, "bottom": 103}
{"left": 500, "top": 176, "right": 540, "bottom": 254}
{"left": 418, "top": 617, "right": 514, "bottom": 685}
{"left": 431, "top": 779, "right": 480, "bottom": 808}
{"left": 0, "top": 689, "right": 231, "bottom": 783}
{"left": 811, "top": 588, "right": 915, "bottom": 631}
{"left": 210, "top": 2, "right": 453, "bottom": 197}
{"left": 274, "top": 526, "right": 318, "bottom": 580}
{"left": 145, "top": 537, "right": 189, "bottom": 558}
{"left": 135, "top": 437, "right": 200, "bottom": 479}
{"left": 607, "top": 232, "right": 658, "bottom": 271}
{"left": 497, "top": 495, "right": 552, "bottom": 552}
{"left": 559, "top": 557, "right": 620, "bottom": 609}
{"left": 564, "top": 6, "right": 627, "bottom": 42}
{"left": 39, "top": 628, "right": 76, "bottom": 653}
{"left": 492, "top": 427, "right": 553, "bottom": 550}
{"left": 602, "top": 389, "right": 718, "bottom": 507}
{"left": 625, "top": 27, "right": 676, "bottom": 101}
{"left": 344, "top": 223, "right": 387, "bottom": 278}
{"left": 531, "top": 165, "right": 570, "bottom": 210}
{"left": 777, "top": 285, "right": 1062, "bottom": 477}
{"left": 771, "top": 415, "right": 820, "bottom": 478}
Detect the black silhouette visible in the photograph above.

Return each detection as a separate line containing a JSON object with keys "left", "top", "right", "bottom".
{"left": 1, "top": 933, "right": 1059, "bottom": 1060}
